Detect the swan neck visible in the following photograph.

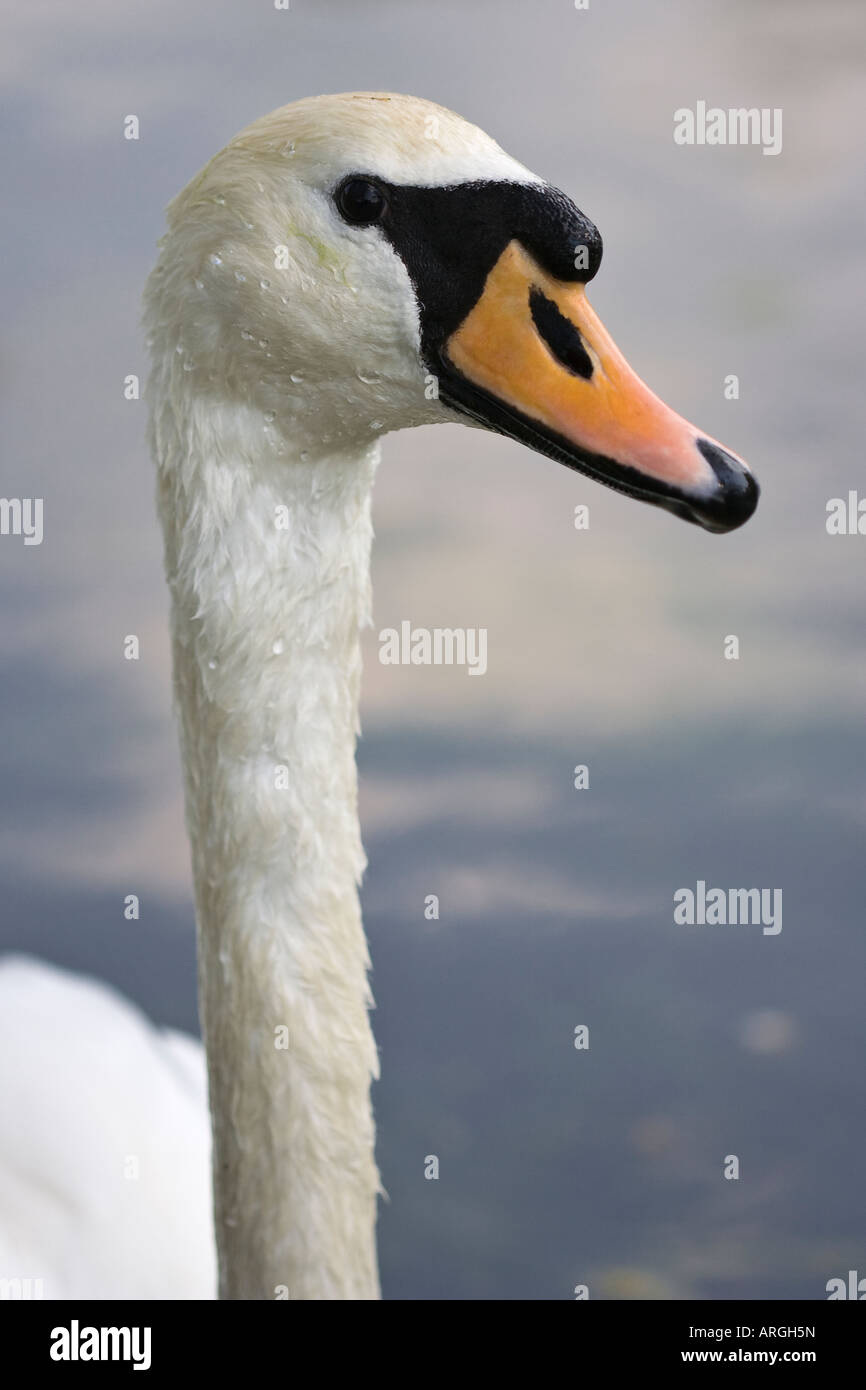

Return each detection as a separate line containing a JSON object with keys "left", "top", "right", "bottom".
{"left": 155, "top": 396, "right": 381, "bottom": 1300}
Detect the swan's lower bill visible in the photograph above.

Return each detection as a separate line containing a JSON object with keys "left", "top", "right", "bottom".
{"left": 439, "top": 240, "right": 758, "bottom": 533}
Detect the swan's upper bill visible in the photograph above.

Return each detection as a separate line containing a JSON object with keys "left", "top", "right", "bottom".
{"left": 147, "top": 92, "right": 757, "bottom": 532}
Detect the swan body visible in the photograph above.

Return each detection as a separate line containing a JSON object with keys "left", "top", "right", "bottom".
{"left": 2, "top": 93, "right": 757, "bottom": 1301}
{"left": 0, "top": 958, "right": 214, "bottom": 1299}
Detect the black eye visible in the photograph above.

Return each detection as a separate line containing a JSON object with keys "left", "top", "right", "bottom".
{"left": 336, "top": 177, "right": 388, "bottom": 225}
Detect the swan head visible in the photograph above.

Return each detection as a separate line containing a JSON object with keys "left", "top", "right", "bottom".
{"left": 148, "top": 92, "right": 758, "bottom": 532}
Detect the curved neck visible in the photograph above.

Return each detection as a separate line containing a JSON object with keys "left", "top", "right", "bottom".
{"left": 154, "top": 388, "right": 381, "bottom": 1299}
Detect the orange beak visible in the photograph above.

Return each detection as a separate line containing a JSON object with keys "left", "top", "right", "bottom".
{"left": 439, "top": 241, "right": 758, "bottom": 532}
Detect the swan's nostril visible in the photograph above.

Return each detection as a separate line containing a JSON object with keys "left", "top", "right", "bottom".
{"left": 695, "top": 438, "right": 760, "bottom": 532}
{"left": 528, "top": 287, "right": 593, "bottom": 380}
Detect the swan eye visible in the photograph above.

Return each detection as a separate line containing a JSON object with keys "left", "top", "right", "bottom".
{"left": 336, "top": 177, "right": 388, "bottom": 225}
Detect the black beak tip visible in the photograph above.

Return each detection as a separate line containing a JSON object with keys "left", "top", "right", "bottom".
{"left": 693, "top": 438, "right": 760, "bottom": 533}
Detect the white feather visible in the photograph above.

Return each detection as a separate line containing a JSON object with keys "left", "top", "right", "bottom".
{"left": 0, "top": 957, "right": 215, "bottom": 1299}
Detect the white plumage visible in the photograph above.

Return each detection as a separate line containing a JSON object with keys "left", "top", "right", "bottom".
{"left": 0, "top": 957, "right": 214, "bottom": 1298}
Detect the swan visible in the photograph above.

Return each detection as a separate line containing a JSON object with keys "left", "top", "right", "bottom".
{"left": 0, "top": 92, "right": 757, "bottom": 1302}
{"left": 0, "top": 956, "right": 215, "bottom": 1300}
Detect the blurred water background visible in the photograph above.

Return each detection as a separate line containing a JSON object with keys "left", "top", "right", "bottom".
{"left": 1, "top": 0, "right": 864, "bottom": 1298}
